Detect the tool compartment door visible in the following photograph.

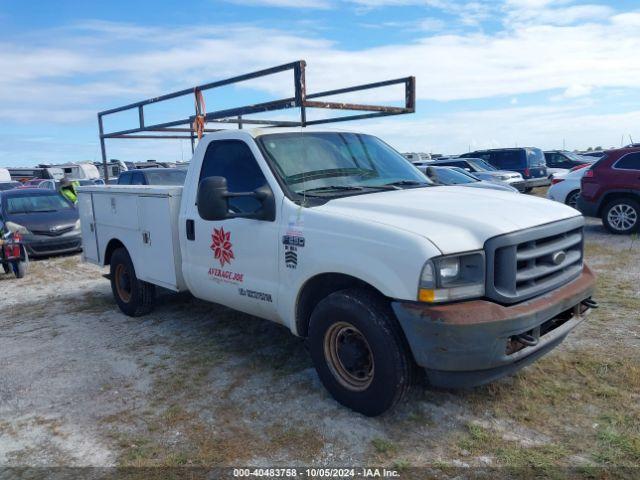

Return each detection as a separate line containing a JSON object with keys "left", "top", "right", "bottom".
{"left": 137, "top": 195, "right": 179, "bottom": 290}
{"left": 77, "top": 192, "right": 99, "bottom": 263}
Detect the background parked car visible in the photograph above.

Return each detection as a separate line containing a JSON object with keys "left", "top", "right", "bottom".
{"left": 117, "top": 168, "right": 187, "bottom": 185}
{"left": 21, "top": 179, "right": 56, "bottom": 190}
{"left": 429, "top": 157, "right": 524, "bottom": 190}
{"left": 579, "top": 151, "right": 607, "bottom": 159}
{"left": 544, "top": 150, "right": 594, "bottom": 170}
{"left": 0, "top": 189, "right": 82, "bottom": 256}
{"left": 21, "top": 178, "right": 104, "bottom": 190}
{"left": 460, "top": 147, "right": 549, "bottom": 192}
{"left": 547, "top": 168, "right": 587, "bottom": 209}
{"left": 403, "top": 152, "right": 431, "bottom": 163}
{"left": 0, "top": 181, "right": 22, "bottom": 191}
{"left": 578, "top": 146, "right": 640, "bottom": 234}
{"left": 420, "top": 166, "right": 519, "bottom": 193}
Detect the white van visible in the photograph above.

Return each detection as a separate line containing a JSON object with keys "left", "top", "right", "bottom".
{"left": 0, "top": 168, "right": 11, "bottom": 182}
{"left": 43, "top": 163, "right": 101, "bottom": 180}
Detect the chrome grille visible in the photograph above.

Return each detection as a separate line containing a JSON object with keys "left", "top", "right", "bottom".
{"left": 485, "top": 217, "right": 584, "bottom": 304}
{"left": 32, "top": 226, "right": 74, "bottom": 236}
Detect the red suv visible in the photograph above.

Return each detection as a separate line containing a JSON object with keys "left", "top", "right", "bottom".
{"left": 577, "top": 145, "right": 640, "bottom": 234}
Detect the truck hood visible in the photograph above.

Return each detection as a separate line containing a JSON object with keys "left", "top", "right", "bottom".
{"left": 318, "top": 186, "right": 581, "bottom": 254}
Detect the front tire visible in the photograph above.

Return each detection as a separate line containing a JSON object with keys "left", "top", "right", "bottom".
{"left": 110, "top": 247, "right": 156, "bottom": 316}
{"left": 602, "top": 199, "right": 640, "bottom": 234}
{"left": 308, "top": 289, "right": 413, "bottom": 416}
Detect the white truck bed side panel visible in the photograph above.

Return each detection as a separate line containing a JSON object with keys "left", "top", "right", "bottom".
{"left": 137, "top": 195, "right": 185, "bottom": 290}
{"left": 78, "top": 186, "right": 186, "bottom": 291}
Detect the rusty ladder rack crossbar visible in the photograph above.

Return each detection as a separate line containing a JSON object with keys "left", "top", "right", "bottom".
{"left": 97, "top": 60, "right": 415, "bottom": 181}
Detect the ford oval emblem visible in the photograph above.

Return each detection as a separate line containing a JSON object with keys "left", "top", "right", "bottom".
{"left": 552, "top": 251, "right": 567, "bottom": 265}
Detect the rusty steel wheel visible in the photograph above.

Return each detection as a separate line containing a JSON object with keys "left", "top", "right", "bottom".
{"left": 114, "top": 263, "right": 132, "bottom": 303}
{"left": 323, "top": 321, "right": 375, "bottom": 392}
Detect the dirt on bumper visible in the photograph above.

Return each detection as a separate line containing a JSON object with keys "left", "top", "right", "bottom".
{"left": 392, "top": 265, "right": 596, "bottom": 388}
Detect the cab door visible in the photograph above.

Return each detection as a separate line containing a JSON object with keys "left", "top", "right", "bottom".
{"left": 182, "top": 139, "right": 280, "bottom": 321}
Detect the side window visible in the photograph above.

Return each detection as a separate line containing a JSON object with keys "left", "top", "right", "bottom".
{"left": 131, "top": 172, "right": 145, "bottom": 185}
{"left": 118, "top": 172, "right": 131, "bottom": 185}
{"left": 491, "top": 151, "right": 523, "bottom": 170}
{"left": 614, "top": 152, "right": 640, "bottom": 170}
{"left": 545, "top": 153, "right": 558, "bottom": 167}
{"left": 200, "top": 140, "right": 268, "bottom": 214}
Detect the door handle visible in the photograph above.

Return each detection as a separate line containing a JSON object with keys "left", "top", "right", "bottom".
{"left": 186, "top": 219, "right": 195, "bottom": 240}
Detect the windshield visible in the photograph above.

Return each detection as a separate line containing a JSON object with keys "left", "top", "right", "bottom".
{"left": 258, "top": 132, "right": 430, "bottom": 195}
{"left": 428, "top": 167, "right": 478, "bottom": 185}
{"left": 466, "top": 158, "right": 496, "bottom": 171}
{"left": 144, "top": 170, "right": 187, "bottom": 185}
{"left": 5, "top": 193, "right": 74, "bottom": 214}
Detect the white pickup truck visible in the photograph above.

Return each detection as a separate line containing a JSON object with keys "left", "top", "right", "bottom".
{"left": 79, "top": 128, "right": 596, "bottom": 416}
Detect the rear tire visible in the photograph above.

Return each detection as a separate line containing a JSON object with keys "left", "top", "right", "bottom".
{"left": 565, "top": 190, "right": 580, "bottom": 210}
{"left": 602, "top": 199, "right": 640, "bottom": 234}
{"left": 308, "top": 288, "right": 413, "bottom": 416}
{"left": 523, "top": 187, "right": 533, "bottom": 193}
{"left": 110, "top": 247, "right": 155, "bottom": 316}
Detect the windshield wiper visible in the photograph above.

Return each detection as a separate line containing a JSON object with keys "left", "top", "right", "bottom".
{"left": 383, "top": 180, "right": 430, "bottom": 188}
{"left": 297, "top": 185, "right": 364, "bottom": 195}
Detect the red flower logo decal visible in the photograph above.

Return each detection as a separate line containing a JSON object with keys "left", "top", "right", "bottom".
{"left": 211, "top": 227, "right": 234, "bottom": 267}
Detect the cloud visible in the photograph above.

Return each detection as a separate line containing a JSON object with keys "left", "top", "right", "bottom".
{"left": 563, "top": 84, "right": 593, "bottom": 98}
{"left": 353, "top": 104, "right": 640, "bottom": 154}
{"left": 505, "top": 2, "right": 614, "bottom": 26}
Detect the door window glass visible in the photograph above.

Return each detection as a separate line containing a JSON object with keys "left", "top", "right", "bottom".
{"left": 200, "top": 140, "right": 268, "bottom": 213}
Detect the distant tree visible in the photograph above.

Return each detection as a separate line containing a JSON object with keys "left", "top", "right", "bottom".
{"left": 586, "top": 147, "right": 593, "bottom": 151}
{"left": 595, "top": 146, "right": 603, "bottom": 151}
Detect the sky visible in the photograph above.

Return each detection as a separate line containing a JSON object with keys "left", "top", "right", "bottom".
{"left": 1, "top": 0, "right": 640, "bottom": 166}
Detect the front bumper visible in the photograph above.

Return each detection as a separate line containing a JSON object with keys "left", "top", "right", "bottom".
{"left": 23, "top": 232, "right": 83, "bottom": 257}
{"left": 523, "top": 177, "right": 551, "bottom": 188}
{"left": 505, "top": 180, "right": 525, "bottom": 191}
{"left": 392, "top": 265, "right": 596, "bottom": 388}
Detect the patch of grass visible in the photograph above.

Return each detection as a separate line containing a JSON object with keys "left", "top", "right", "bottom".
{"left": 459, "top": 349, "right": 640, "bottom": 468}
{"left": 372, "top": 437, "right": 397, "bottom": 455}
{"left": 457, "top": 423, "right": 494, "bottom": 454}
{"left": 391, "top": 458, "right": 411, "bottom": 471}
{"left": 455, "top": 423, "right": 569, "bottom": 475}
{"left": 593, "top": 414, "right": 640, "bottom": 466}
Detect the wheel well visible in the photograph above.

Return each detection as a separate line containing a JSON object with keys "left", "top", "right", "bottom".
{"left": 103, "top": 239, "right": 125, "bottom": 266}
{"left": 295, "top": 273, "right": 382, "bottom": 338}
{"left": 565, "top": 189, "right": 580, "bottom": 203}
{"left": 598, "top": 192, "right": 640, "bottom": 216}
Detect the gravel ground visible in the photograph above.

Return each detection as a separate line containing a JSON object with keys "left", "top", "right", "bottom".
{"left": 1, "top": 216, "right": 638, "bottom": 475}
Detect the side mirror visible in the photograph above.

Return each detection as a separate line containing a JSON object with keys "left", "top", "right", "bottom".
{"left": 197, "top": 176, "right": 276, "bottom": 222}
{"left": 197, "top": 177, "right": 230, "bottom": 221}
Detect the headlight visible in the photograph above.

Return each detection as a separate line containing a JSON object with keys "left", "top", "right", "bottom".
{"left": 5, "top": 221, "right": 32, "bottom": 235}
{"left": 498, "top": 175, "right": 510, "bottom": 181}
{"left": 74, "top": 220, "right": 81, "bottom": 230}
{"left": 418, "top": 251, "right": 485, "bottom": 303}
